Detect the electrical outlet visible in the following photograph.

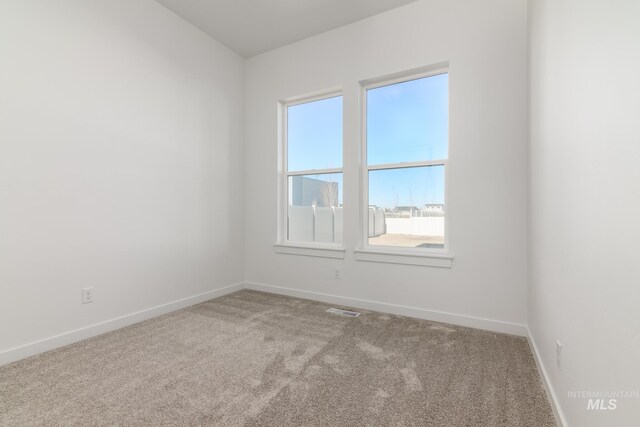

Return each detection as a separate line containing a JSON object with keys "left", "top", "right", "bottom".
{"left": 334, "top": 268, "right": 341, "bottom": 279}
{"left": 82, "top": 287, "right": 94, "bottom": 304}
{"left": 556, "top": 340, "right": 562, "bottom": 369}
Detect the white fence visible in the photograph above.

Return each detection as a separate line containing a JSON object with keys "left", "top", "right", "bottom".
{"left": 368, "top": 208, "right": 386, "bottom": 237}
{"left": 287, "top": 206, "right": 444, "bottom": 243}
{"left": 288, "top": 206, "right": 343, "bottom": 243}
{"left": 289, "top": 206, "right": 444, "bottom": 243}
{"left": 385, "top": 217, "right": 445, "bottom": 236}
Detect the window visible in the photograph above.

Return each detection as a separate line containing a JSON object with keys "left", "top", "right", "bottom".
{"left": 282, "top": 92, "right": 343, "bottom": 246}
{"left": 276, "top": 66, "right": 451, "bottom": 265}
{"left": 363, "top": 71, "right": 449, "bottom": 252}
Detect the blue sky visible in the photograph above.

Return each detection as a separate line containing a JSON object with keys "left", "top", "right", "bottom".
{"left": 287, "top": 73, "right": 447, "bottom": 208}
{"left": 288, "top": 96, "right": 342, "bottom": 171}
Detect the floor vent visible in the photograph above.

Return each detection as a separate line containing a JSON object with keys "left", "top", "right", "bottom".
{"left": 326, "top": 308, "right": 361, "bottom": 317}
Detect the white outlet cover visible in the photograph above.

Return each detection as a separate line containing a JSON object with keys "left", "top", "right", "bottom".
{"left": 82, "top": 287, "right": 94, "bottom": 304}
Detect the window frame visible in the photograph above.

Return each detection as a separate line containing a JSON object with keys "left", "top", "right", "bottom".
{"left": 276, "top": 88, "right": 345, "bottom": 255}
{"left": 359, "top": 67, "right": 451, "bottom": 258}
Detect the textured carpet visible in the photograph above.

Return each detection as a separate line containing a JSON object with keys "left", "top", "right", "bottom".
{"left": 0, "top": 290, "right": 555, "bottom": 426}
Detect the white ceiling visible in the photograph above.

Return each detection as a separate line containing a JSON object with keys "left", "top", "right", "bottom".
{"left": 155, "top": 0, "right": 419, "bottom": 58}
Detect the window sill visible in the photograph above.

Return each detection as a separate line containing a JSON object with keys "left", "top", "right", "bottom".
{"left": 274, "top": 243, "right": 346, "bottom": 259}
{"left": 353, "top": 248, "right": 453, "bottom": 268}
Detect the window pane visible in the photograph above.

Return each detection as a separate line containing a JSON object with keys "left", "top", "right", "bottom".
{"left": 368, "top": 165, "right": 445, "bottom": 249}
{"left": 367, "top": 73, "right": 448, "bottom": 165}
{"left": 288, "top": 96, "right": 342, "bottom": 171}
{"left": 287, "top": 173, "right": 343, "bottom": 243}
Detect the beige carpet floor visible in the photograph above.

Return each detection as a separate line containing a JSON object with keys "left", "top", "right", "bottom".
{"left": 0, "top": 290, "right": 555, "bottom": 426}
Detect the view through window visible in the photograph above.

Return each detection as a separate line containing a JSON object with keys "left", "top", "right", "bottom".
{"left": 285, "top": 94, "right": 343, "bottom": 244}
{"left": 365, "top": 72, "right": 448, "bottom": 250}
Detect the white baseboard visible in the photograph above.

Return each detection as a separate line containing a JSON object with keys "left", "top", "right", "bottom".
{"left": 0, "top": 282, "right": 244, "bottom": 367}
{"left": 244, "top": 281, "right": 528, "bottom": 336}
{"left": 526, "top": 326, "right": 568, "bottom": 427}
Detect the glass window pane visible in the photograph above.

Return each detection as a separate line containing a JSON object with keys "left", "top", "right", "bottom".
{"left": 368, "top": 165, "right": 445, "bottom": 249}
{"left": 367, "top": 73, "right": 448, "bottom": 165}
{"left": 287, "top": 173, "right": 343, "bottom": 243}
{"left": 288, "top": 96, "right": 342, "bottom": 171}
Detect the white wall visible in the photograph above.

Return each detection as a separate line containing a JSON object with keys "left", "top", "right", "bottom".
{"left": 529, "top": 0, "right": 640, "bottom": 425}
{"left": 0, "top": 0, "right": 244, "bottom": 360}
{"left": 244, "top": 0, "right": 529, "bottom": 331}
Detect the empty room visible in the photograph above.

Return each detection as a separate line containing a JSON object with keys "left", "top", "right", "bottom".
{"left": 1, "top": 0, "right": 638, "bottom": 426}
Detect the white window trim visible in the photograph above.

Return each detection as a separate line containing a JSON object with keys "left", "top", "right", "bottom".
{"left": 274, "top": 243, "right": 345, "bottom": 259}
{"left": 275, "top": 88, "right": 346, "bottom": 257}
{"left": 353, "top": 248, "right": 453, "bottom": 268}
{"left": 358, "top": 64, "right": 453, "bottom": 267}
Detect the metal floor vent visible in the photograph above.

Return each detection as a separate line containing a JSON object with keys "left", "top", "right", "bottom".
{"left": 326, "top": 308, "right": 361, "bottom": 317}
